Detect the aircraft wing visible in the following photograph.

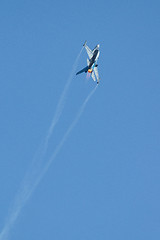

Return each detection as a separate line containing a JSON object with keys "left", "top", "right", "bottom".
{"left": 94, "top": 67, "right": 100, "bottom": 84}
{"left": 76, "top": 66, "right": 88, "bottom": 75}
{"left": 91, "top": 71, "right": 96, "bottom": 82}
{"left": 84, "top": 44, "right": 93, "bottom": 59}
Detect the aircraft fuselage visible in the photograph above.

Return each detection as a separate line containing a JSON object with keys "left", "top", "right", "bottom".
{"left": 88, "top": 49, "right": 100, "bottom": 70}
{"left": 76, "top": 43, "right": 100, "bottom": 79}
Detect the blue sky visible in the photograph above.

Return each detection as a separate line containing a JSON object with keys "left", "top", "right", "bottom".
{"left": 0, "top": 0, "right": 160, "bottom": 239}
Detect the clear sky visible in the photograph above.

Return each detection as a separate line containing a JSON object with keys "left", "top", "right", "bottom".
{"left": 0, "top": 0, "right": 160, "bottom": 239}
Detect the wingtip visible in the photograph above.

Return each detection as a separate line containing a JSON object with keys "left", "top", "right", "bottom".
{"left": 83, "top": 40, "right": 87, "bottom": 46}
{"left": 97, "top": 78, "right": 100, "bottom": 84}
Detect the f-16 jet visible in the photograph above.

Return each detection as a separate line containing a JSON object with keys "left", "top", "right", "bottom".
{"left": 76, "top": 41, "right": 100, "bottom": 84}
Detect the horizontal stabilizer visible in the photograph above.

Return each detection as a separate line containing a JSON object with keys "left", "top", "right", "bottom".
{"left": 76, "top": 66, "right": 88, "bottom": 75}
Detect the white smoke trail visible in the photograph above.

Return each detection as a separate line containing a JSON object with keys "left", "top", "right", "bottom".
{"left": 45, "top": 47, "right": 84, "bottom": 148}
{"left": 0, "top": 84, "right": 97, "bottom": 240}
{"left": 29, "top": 84, "right": 98, "bottom": 190}
{"left": 0, "top": 48, "right": 83, "bottom": 240}
{"left": 20, "top": 47, "right": 84, "bottom": 186}
{"left": 12, "top": 85, "right": 98, "bottom": 222}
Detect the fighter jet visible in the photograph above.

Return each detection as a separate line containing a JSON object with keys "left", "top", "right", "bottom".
{"left": 76, "top": 41, "right": 100, "bottom": 84}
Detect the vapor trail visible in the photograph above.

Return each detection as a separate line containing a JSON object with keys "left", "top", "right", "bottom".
{"left": 0, "top": 48, "right": 83, "bottom": 240}
{"left": 0, "top": 84, "right": 97, "bottom": 240}
{"left": 11, "top": 85, "right": 98, "bottom": 222}
{"left": 45, "top": 47, "right": 83, "bottom": 148}
{"left": 31, "top": 84, "right": 98, "bottom": 189}
{"left": 23, "top": 47, "right": 84, "bottom": 180}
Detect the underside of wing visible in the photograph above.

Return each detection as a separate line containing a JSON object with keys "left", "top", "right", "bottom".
{"left": 94, "top": 67, "right": 100, "bottom": 83}
{"left": 84, "top": 45, "right": 93, "bottom": 59}
{"left": 91, "top": 71, "right": 96, "bottom": 82}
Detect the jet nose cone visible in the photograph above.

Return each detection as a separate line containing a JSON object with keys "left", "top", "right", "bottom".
{"left": 97, "top": 44, "right": 100, "bottom": 48}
